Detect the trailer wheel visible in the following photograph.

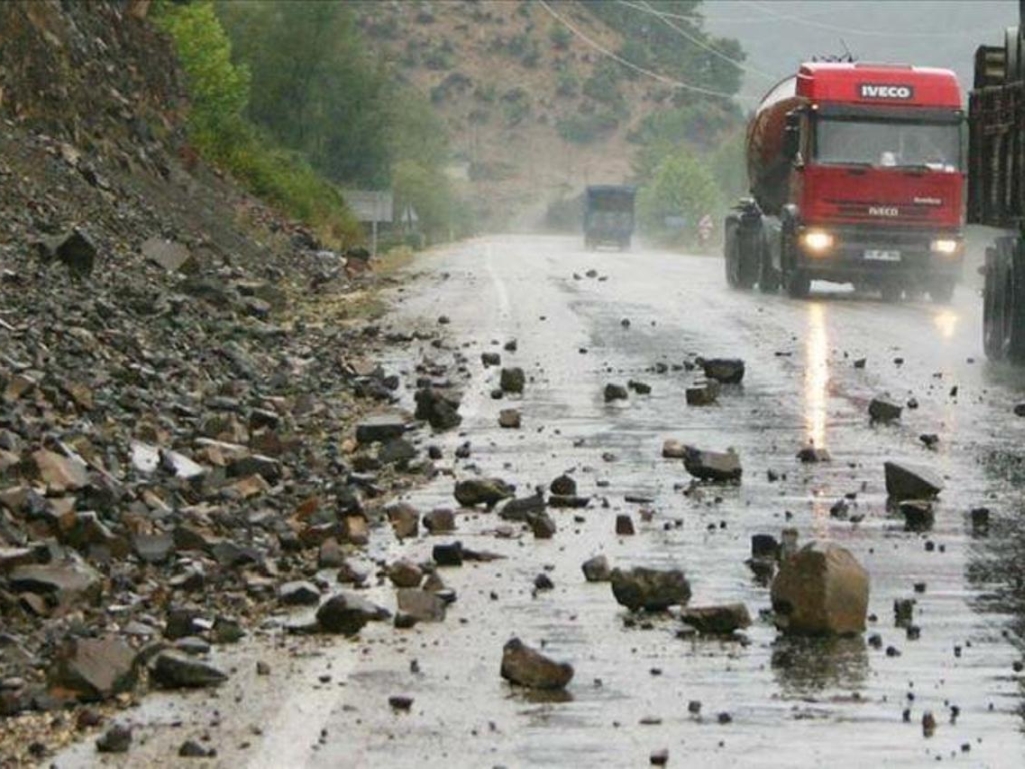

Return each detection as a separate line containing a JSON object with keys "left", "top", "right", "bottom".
{"left": 1004, "top": 242, "right": 1025, "bottom": 362}
{"left": 983, "top": 249, "right": 1003, "bottom": 359}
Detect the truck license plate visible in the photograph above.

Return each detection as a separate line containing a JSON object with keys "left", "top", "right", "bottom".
{"left": 864, "top": 249, "right": 901, "bottom": 262}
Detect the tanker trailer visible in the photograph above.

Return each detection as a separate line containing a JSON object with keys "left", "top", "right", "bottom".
{"left": 725, "top": 62, "right": 965, "bottom": 300}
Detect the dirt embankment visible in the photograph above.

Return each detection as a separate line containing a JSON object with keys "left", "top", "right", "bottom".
{"left": 0, "top": 3, "right": 436, "bottom": 764}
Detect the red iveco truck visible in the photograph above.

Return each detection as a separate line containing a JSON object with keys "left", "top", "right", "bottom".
{"left": 971, "top": 4, "right": 1025, "bottom": 361}
{"left": 725, "top": 62, "right": 965, "bottom": 301}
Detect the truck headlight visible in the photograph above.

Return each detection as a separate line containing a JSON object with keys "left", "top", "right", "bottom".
{"left": 800, "top": 230, "right": 834, "bottom": 253}
{"left": 930, "top": 238, "right": 960, "bottom": 255}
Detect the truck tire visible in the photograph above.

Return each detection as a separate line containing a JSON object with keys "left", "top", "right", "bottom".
{"left": 1006, "top": 239, "right": 1025, "bottom": 362}
{"left": 983, "top": 246, "right": 1003, "bottom": 359}
{"left": 724, "top": 219, "right": 742, "bottom": 288}
{"left": 785, "top": 270, "right": 810, "bottom": 298}
{"left": 758, "top": 232, "right": 780, "bottom": 293}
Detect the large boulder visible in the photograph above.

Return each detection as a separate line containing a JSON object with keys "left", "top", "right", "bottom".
{"left": 500, "top": 638, "right": 573, "bottom": 690}
{"left": 49, "top": 636, "right": 137, "bottom": 702}
{"left": 770, "top": 542, "right": 869, "bottom": 635}
{"left": 884, "top": 461, "right": 943, "bottom": 501}
{"left": 682, "top": 446, "right": 742, "bottom": 483}
{"left": 610, "top": 566, "right": 691, "bottom": 612}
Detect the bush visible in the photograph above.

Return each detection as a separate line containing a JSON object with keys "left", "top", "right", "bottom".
{"left": 549, "top": 25, "right": 571, "bottom": 50}
{"left": 637, "top": 150, "right": 722, "bottom": 246}
{"left": 155, "top": 1, "right": 359, "bottom": 246}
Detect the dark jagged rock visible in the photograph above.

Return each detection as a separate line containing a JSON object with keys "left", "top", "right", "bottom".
{"left": 682, "top": 446, "right": 742, "bottom": 483}
{"left": 884, "top": 461, "right": 944, "bottom": 501}
{"left": 454, "top": 477, "right": 513, "bottom": 508}
{"left": 679, "top": 604, "right": 752, "bottom": 635}
{"left": 500, "top": 638, "right": 573, "bottom": 690}
{"left": 610, "top": 567, "right": 691, "bottom": 612}
{"left": 149, "top": 652, "right": 227, "bottom": 689}
{"left": 700, "top": 358, "right": 744, "bottom": 384}
{"left": 315, "top": 593, "right": 390, "bottom": 635}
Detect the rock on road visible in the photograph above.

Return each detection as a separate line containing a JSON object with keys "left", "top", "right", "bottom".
{"left": 56, "top": 235, "right": 1025, "bottom": 768}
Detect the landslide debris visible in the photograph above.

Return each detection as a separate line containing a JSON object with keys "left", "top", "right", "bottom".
{"left": 0, "top": 2, "right": 433, "bottom": 762}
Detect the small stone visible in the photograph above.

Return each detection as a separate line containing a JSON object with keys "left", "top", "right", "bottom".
{"left": 389, "top": 695, "right": 414, "bottom": 711}
{"left": 700, "top": 358, "right": 744, "bottom": 384}
{"left": 869, "top": 397, "right": 902, "bottom": 422}
{"left": 650, "top": 748, "right": 669, "bottom": 766}
{"left": 615, "top": 514, "right": 635, "bottom": 535}
{"left": 500, "top": 367, "right": 526, "bottom": 394}
{"left": 922, "top": 711, "right": 936, "bottom": 737}
{"left": 604, "top": 383, "right": 629, "bottom": 402}
{"left": 550, "top": 474, "right": 577, "bottom": 496}
{"left": 498, "top": 409, "right": 521, "bottom": 428}
{"left": 179, "top": 739, "right": 212, "bottom": 758}
{"left": 96, "top": 724, "right": 132, "bottom": 754}
{"left": 581, "top": 555, "right": 611, "bottom": 582}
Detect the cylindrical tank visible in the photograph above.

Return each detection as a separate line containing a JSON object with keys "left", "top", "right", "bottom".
{"left": 745, "top": 76, "right": 806, "bottom": 216}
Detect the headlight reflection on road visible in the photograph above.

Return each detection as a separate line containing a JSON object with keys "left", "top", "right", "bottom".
{"left": 804, "top": 303, "right": 829, "bottom": 451}
{"left": 932, "top": 309, "right": 959, "bottom": 340}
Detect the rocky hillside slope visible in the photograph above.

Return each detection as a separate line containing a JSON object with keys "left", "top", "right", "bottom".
{"left": 0, "top": 3, "right": 437, "bottom": 763}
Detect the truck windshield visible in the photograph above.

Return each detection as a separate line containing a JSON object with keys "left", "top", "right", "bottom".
{"left": 815, "top": 118, "right": 961, "bottom": 171}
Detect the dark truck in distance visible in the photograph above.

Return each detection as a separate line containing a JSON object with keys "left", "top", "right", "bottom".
{"left": 725, "top": 62, "right": 965, "bottom": 301}
{"left": 584, "top": 185, "right": 635, "bottom": 251}
{"left": 970, "top": 3, "right": 1025, "bottom": 361}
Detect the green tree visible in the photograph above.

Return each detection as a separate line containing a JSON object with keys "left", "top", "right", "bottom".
{"left": 637, "top": 150, "right": 722, "bottom": 245}
{"left": 155, "top": 1, "right": 249, "bottom": 156}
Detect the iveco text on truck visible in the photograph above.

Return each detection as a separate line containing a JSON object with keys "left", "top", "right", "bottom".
{"left": 725, "top": 62, "right": 965, "bottom": 301}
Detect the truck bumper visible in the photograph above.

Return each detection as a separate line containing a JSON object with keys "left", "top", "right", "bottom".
{"left": 795, "top": 225, "right": 963, "bottom": 285}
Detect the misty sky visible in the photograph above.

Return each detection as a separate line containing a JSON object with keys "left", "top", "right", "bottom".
{"left": 699, "top": 0, "right": 1019, "bottom": 104}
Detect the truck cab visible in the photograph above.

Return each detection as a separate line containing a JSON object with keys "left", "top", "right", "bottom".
{"left": 584, "top": 185, "right": 636, "bottom": 251}
{"left": 728, "top": 63, "right": 965, "bottom": 300}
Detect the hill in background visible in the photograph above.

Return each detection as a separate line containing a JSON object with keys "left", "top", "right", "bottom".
{"left": 351, "top": 0, "right": 744, "bottom": 231}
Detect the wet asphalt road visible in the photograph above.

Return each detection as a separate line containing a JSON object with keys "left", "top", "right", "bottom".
{"left": 58, "top": 234, "right": 1025, "bottom": 768}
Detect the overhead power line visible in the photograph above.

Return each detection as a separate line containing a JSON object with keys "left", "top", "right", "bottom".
{"left": 536, "top": 0, "right": 759, "bottom": 102}
{"left": 741, "top": 0, "right": 1001, "bottom": 39}
{"left": 617, "top": 0, "right": 780, "bottom": 81}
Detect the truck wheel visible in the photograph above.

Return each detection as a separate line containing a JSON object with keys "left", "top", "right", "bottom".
{"left": 983, "top": 250, "right": 1004, "bottom": 360}
{"left": 1005, "top": 244, "right": 1025, "bottom": 362}
{"left": 928, "top": 278, "right": 955, "bottom": 304}
{"left": 736, "top": 229, "right": 758, "bottom": 289}
{"left": 784, "top": 269, "right": 810, "bottom": 299}
{"left": 725, "top": 222, "right": 741, "bottom": 288}
{"left": 979, "top": 262, "right": 1004, "bottom": 360}
{"left": 758, "top": 237, "right": 780, "bottom": 293}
